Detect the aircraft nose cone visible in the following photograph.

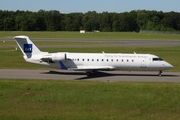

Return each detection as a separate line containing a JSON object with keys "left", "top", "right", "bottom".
{"left": 169, "top": 64, "right": 174, "bottom": 69}
{"left": 163, "top": 62, "right": 173, "bottom": 69}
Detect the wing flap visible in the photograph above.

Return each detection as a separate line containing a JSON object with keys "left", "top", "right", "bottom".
{"left": 68, "top": 66, "right": 115, "bottom": 71}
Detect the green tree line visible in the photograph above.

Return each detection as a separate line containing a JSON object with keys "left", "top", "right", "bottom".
{"left": 0, "top": 10, "right": 180, "bottom": 32}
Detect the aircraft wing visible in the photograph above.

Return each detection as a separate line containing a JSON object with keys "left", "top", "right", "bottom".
{"left": 68, "top": 66, "right": 115, "bottom": 71}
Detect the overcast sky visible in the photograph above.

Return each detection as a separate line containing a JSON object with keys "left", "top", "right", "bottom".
{"left": 1, "top": 0, "right": 180, "bottom": 13}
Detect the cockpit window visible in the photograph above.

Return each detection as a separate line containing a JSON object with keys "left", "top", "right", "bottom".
{"left": 153, "top": 58, "right": 163, "bottom": 61}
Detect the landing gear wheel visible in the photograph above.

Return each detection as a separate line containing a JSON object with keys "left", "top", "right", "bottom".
{"left": 158, "top": 71, "right": 162, "bottom": 77}
{"left": 86, "top": 70, "right": 97, "bottom": 77}
{"left": 86, "top": 72, "right": 92, "bottom": 77}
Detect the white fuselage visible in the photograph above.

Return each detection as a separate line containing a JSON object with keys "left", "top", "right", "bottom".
{"left": 26, "top": 52, "right": 173, "bottom": 72}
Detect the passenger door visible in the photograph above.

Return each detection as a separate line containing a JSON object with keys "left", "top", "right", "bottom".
{"left": 141, "top": 59, "right": 146, "bottom": 68}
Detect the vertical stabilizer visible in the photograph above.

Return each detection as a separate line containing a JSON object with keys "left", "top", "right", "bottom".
{"left": 13, "top": 36, "right": 42, "bottom": 58}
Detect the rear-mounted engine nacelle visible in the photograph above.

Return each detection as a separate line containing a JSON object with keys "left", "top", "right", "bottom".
{"left": 52, "top": 53, "right": 67, "bottom": 61}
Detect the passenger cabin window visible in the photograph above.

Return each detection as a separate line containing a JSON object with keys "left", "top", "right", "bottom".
{"left": 153, "top": 58, "right": 163, "bottom": 61}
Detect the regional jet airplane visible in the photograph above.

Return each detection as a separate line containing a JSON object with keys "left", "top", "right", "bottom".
{"left": 13, "top": 36, "right": 173, "bottom": 76}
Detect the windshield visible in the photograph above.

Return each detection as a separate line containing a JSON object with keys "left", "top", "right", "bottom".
{"left": 153, "top": 58, "right": 164, "bottom": 61}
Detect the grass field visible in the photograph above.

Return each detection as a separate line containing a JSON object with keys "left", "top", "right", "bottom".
{"left": 1, "top": 31, "right": 180, "bottom": 40}
{"left": 0, "top": 31, "right": 180, "bottom": 119}
{"left": 0, "top": 80, "right": 180, "bottom": 120}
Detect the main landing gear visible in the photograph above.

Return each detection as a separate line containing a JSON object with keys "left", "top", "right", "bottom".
{"left": 158, "top": 71, "right": 162, "bottom": 77}
{"left": 86, "top": 70, "right": 96, "bottom": 77}
{"left": 86, "top": 72, "right": 93, "bottom": 76}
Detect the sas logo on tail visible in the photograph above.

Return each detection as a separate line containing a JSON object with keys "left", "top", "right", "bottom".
{"left": 24, "top": 44, "right": 32, "bottom": 53}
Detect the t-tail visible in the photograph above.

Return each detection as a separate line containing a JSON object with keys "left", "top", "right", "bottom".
{"left": 13, "top": 35, "right": 49, "bottom": 64}
{"left": 13, "top": 36, "right": 42, "bottom": 58}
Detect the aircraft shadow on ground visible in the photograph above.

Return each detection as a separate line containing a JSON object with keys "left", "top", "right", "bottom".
{"left": 42, "top": 70, "right": 179, "bottom": 80}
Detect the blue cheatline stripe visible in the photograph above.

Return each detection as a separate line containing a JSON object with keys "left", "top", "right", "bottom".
{"left": 59, "top": 61, "right": 67, "bottom": 70}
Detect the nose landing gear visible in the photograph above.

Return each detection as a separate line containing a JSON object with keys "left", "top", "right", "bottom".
{"left": 158, "top": 71, "right": 162, "bottom": 76}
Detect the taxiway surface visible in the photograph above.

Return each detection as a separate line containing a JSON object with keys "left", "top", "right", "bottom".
{"left": 0, "top": 69, "right": 179, "bottom": 82}
{"left": 1, "top": 38, "right": 180, "bottom": 47}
